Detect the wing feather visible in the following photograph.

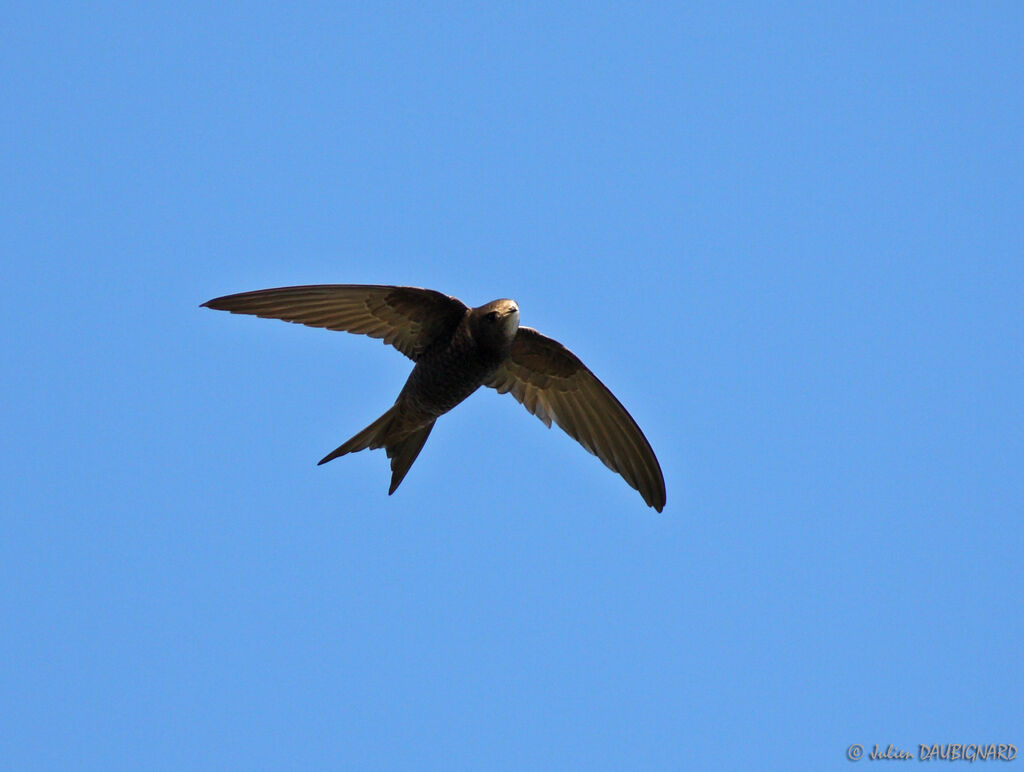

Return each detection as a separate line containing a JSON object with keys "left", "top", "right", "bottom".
{"left": 485, "top": 327, "right": 666, "bottom": 512}
{"left": 202, "top": 284, "right": 468, "bottom": 360}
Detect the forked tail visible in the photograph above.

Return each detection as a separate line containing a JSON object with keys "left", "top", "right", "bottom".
{"left": 318, "top": 405, "right": 399, "bottom": 465}
{"left": 318, "top": 405, "right": 436, "bottom": 495}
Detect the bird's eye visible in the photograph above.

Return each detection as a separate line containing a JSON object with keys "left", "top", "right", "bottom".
{"left": 486, "top": 311, "right": 499, "bottom": 322}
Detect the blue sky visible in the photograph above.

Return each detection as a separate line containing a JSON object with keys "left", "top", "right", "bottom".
{"left": 3, "top": 1, "right": 1021, "bottom": 769}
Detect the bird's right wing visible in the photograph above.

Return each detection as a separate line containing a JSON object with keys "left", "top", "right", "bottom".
{"left": 202, "top": 285, "right": 469, "bottom": 360}
{"left": 485, "top": 327, "right": 666, "bottom": 512}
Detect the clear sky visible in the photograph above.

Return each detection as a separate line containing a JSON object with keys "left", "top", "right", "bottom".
{"left": 3, "top": 1, "right": 1021, "bottom": 769}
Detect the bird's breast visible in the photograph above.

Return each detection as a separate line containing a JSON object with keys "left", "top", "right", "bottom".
{"left": 398, "top": 335, "right": 504, "bottom": 419}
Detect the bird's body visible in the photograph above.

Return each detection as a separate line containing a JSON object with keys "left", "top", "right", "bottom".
{"left": 203, "top": 285, "right": 666, "bottom": 511}
{"left": 397, "top": 299, "right": 518, "bottom": 422}
{"left": 316, "top": 298, "right": 520, "bottom": 492}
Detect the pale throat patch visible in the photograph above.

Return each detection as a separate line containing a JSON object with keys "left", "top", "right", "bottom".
{"left": 502, "top": 305, "right": 520, "bottom": 335}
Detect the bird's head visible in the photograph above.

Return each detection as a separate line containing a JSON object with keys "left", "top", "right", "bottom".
{"left": 472, "top": 298, "right": 520, "bottom": 351}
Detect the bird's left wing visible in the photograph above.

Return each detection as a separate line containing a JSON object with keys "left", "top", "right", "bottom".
{"left": 202, "top": 284, "right": 469, "bottom": 360}
{"left": 484, "top": 327, "right": 666, "bottom": 512}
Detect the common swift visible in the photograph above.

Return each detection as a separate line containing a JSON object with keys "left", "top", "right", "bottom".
{"left": 203, "top": 285, "right": 666, "bottom": 511}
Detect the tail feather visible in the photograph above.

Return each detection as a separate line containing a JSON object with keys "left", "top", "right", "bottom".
{"left": 318, "top": 405, "right": 398, "bottom": 465}
{"left": 386, "top": 422, "right": 435, "bottom": 495}
{"left": 317, "top": 405, "right": 436, "bottom": 495}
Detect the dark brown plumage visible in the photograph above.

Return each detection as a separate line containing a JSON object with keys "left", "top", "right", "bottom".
{"left": 202, "top": 284, "right": 666, "bottom": 511}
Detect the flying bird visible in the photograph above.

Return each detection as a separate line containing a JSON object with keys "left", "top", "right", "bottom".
{"left": 202, "top": 285, "right": 666, "bottom": 511}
